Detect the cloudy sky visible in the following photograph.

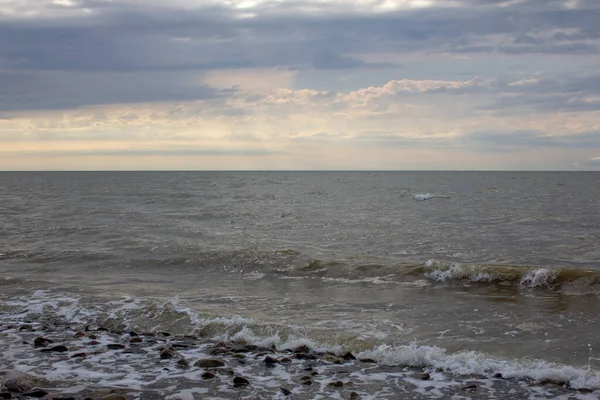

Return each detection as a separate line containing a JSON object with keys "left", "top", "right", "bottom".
{"left": 1, "top": 0, "right": 599, "bottom": 170}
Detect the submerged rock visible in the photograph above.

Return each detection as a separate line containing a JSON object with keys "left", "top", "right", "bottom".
{"left": 280, "top": 387, "right": 291, "bottom": 396}
{"left": 194, "top": 359, "right": 225, "bottom": 368}
{"left": 233, "top": 376, "right": 249, "bottom": 387}
{"left": 159, "top": 348, "right": 177, "bottom": 359}
{"left": 107, "top": 344, "right": 126, "bottom": 350}
{"left": 201, "top": 372, "right": 216, "bottom": 379}
{"left": 33, "top": 337, "right": 53, "bottom": 348}
{"left": 40, "top": 345, "right": 68, "bottom": 353}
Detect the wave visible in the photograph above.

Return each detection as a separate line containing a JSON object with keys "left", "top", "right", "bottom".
{"left": 2, "top": 290, "right": 599, "bottom": 392}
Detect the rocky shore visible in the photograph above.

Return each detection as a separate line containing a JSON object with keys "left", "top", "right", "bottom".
{"left": 0, "top": 322, "right": 596, "bottom": 399}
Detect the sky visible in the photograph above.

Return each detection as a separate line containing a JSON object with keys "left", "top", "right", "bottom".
{"left": 1, "top": 0, "right": 600, "bottom": 170}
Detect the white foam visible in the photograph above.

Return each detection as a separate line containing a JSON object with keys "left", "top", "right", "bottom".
{"left": 359, "top": 342, "right": 600, "bottom": 390}
{"left": 520, "top": 268, "right": 558, "bottom": 288}
{"left": 424, "top": 260, "right": 497, "bottom": 283}
{"left": 413, "top": 193, "right": 435, "bottom": 201}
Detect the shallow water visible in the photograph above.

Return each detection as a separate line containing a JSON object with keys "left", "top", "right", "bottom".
{"left": 1, "top": 171, "right": 600, "bottom": 398}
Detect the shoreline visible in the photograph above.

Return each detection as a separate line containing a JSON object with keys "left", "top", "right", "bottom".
{"left": 1, "top": 322, "right": 597, "bottom": 399}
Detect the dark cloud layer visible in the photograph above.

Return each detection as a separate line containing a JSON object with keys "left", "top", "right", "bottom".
{"left": 1, "top": 0, "right": 600, "bottom": 111}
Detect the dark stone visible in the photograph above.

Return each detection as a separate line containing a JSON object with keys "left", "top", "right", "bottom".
{"left": 201, "top": 372, "right": 216, "bottom": 379}
{"left": 160, "top": 348, "right": 177, "bottom": 359}
{"left": 295, "top": 353, "right": 316, "bottom": 360}
{"left": 328, "top": 380, "right": 344, "bottom": 387}
{"left": 280, "top": 387, "right": 291, "bottom": 396}
{"left": 358, "top": 358, "right": 377, "bottom": 363}
{"left": 129, "top": 331, "right": 139, "bottom": 337}
{"left": 462, "top": 384, "right": 477, "bottom": 391}
{"left": 86, "top": 340, "right": 101, "bottom": 346}
{"left": 194, "top": 359, "right": 225, "bottom": 368}
{"left": 0, "top": 393, "right": 10, "bottom": 399}
{"left": 348, "top": 392, "right": 359, "bottom": 400}
{"left": 177, "top": 358, "right": 190, "bottom": 369}
{"left": 310, "top": 371, "right": 319, "bottom": 376}
{"left": 293, "top": 345, "right": 310, "bottom": 353}
{"left": 40, "top": 345, "right": 68, "bottom": 353}
{"left": 73, "top": 331, "right": 85, "bottom": 338}
{"left": 70, "top": 352, "right": 87, "bottom": 358}
{"left": 421, "top": 372, "right": 431, "bottom": 380}
{"left": 158, "top": 332, "right": 171, "bottom": 337}
{"left": 107, "top": 344, "right": 126, "bottom": 350}
{"left": 129, "top": 337, "right": 143, "bottom": 344}
{"left": 101, "top": 395, "right": 127, "bottom": 400}
{"left": 300, "top": 375, "right": 313, "bottom": 381}
{"left": 264, "top": 356, "right": 279, "bottom": 365}
{"left": 34, "top": 337, "right": 53, "bottom": 348}
{"left": 301, "top": 380, "right": 313, "bottom": 385}
{"left": 280, "top": 357, "right": 292, "bottom": 363}
{"left": 233, "top": 376, "right": 249, "bottom": 387}
{"left": 493, "top": 373, "right": 504, "bottom": 379}
{"left": 88, "top": 334, "right": 98, "bottom": 339}
{"left": 96, "top": 327, "right": 109, "bottom": 332}
{"left": 22, "top": 389, "right": 48, "bottom": 398}
{"left": 341, "top": 352, "right": 356, "bottom": 360}
{"left": 232, "top": 353, "right": 246, "bottom": 359}
{"left": 19, "top": 325, "right": 34, "bottom": 332}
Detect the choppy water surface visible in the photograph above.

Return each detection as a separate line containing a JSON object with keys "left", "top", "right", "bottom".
{"left": 1, "top": 171, "right": 599, "bottom": 398}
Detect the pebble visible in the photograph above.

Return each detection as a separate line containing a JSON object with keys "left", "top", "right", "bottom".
{"left": 160, "top": 348, "right": 177, "bottom": 359}
{"left": 33, "top": 337, "right": 53, "bottom": 348}
{"left": 107, "top": 344, "right": 126, "bottom": 350}
{"left": 194, "top": 359, "right": 225, "bottom": 368}
{"left": 40, "top": 345, "right": 68, "bottom": 353}
{"left": 341, "top": 352, "right": 356, "bottom": 360}
{"left": 201, "top": 372, "right": 216, "bottom": 379}
{"left": 233, "top": 376, "right": 250, "bottom": 387}
{"left": 358, "top": 358, "right": 377, "bottom": 363}
{"left": 421, "top": 372, "right": 431, "bottom": 380}
{"left": 264, "top": 355, "right": 279, "bottom": 365}
{"left": 280, "top": 387, "right": 291, "bottom": 396}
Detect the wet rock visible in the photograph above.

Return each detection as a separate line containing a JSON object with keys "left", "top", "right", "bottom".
{"left": 23, "top": 389, "right": 49, "bottom": 398}
{"left": 341, "top": 352, "right": 356, "bottom": 361}
{"left": 176, "top": 358, "right": 190, "bottom": 369}
{"left": 462, "top": 384, "right": 477, "bottom": 392}
{"left": 300, "top": 375, "right": 313, "bottom": 381}
{"left": 348, "top": 392, "right": 359, "bottom": 400}
{"left": 201, "top": 372, "right": 216, "bottom": 379}
{"left": 160, "top": 348, "right": 177, "bottom": 359}
{"left": 4, "top": 373, "right": 35, "bottom": 393}
{"left": 322, "top": 354, "right": 341, "bottom": 364}
{"left": 158, "top": 332, "right": 171, "bottom": 337}
{"left": 194, "top": 359, "right": 225, "bottom": 368}
{"left": 421, "top": 372, "right": 431, "bottom": 380}
{"left": 33, "top": 337, "right": 53, "bottom": 348}
{"left": 170, "top": 343, "right": 190, "bottom": 350}
{"left": 358, "top": 358, "right": 377, "bottom": 363}
{"left": 233, "top": 376, "right": 249, "bottom": 387}
{"left": 280, "top": 387, "right": 291, "bottom": 396}
{"left": 96, "top": 327, "right": 109, "bottom": 332}
{"left": 129, "top": 331, "right": 139, "bottom": 337}
{"left": 70, "top": 352, "right": 87, "bottom": 358}
{"left": 264, "top": 356, "right": 279, "bottom": 365}
{"left": 40, "top": 345, "right": 68, "bottom": 353}
{"left": 493, "top": 373, "right": 504, "bottom": 379}
{"left": 40, "top": 395, "right": 76, "bottom": 400}
{"left": 0, "top": 393, "right": 10, "bottom": 399}
{"left": 86, "top": 340, "right": 101, "bottom": 346}
{"left": 232, "top": 353, "right": 246, "bottom": 359}
{"left": 107, "top": 344, "right": 126, "bottom": 350}
{"left": 280, "top": 357, "right": 292, "bottom": 363}
{"left": 295, "top": 353, "right": 317, "bottom": 360}
{"left": 101, "top": 395, "right": 127, "bottom": 400}
{"left": 301, "top": 380, "right": 313, "bottom": 385}
{"left": 310, "top": 371, "right": 319, "bottom": 376}
{"left": 19, "top": 325, "right": 34, "bottom": 332}
{"left": 87, "top": 334, "right": 98, "bottom": 339}
{"left": 328, "top": 380, "right": 344, "bottom": 387}
{"left": 129, "top": 337, "right": 143, "bottom": 344}
{"left": 293, "top": 345, "right": 311, "bottom": 353}
{"left": 73, "top": 331, "right": 85, "bottom": 338}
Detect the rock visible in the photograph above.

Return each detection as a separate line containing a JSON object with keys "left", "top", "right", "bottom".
{"left": 40, "top": 345, "right": 68, "bottom": 353}
{"left": 194, "top": 359, "right": 225, "bottom": 368}
{"left": 70, "top": 352, "right": 87, "bottom": 358}
{"left": 129, "top": 337, "right": 143, "bottom": 344}
{"left": 462, "top": 384, "right": 477, "bottom": 392}
{"left": 176, "top": 358, "right": 190, "bottom": 369}
{"left": 22, "top": 389, "right": 49, "bottom": 398}
{"left": 493, "top": 373, "right": 504, "bottom": 379}
{"left": 86, "top": 340, "right": 101, "bottom": 346}
{"left": 96, "top": 327, "right": 109, "bottom": 332}
{"left": 322, "top": 354, "right": 341, "bottom": 364}
{"left": 341, "top": 352, "right": 356, "bottom": 360}
{"left": 88, "top": 334, "right": 98, "bottom": 339}
{"left": 158, "top": 332, "right": 171, "bottom": 337}
{"left": 4, "top": 373, "right": 35, "bottom": 393}
{"left": 129, "top": 331, "right": 139, "bottom": 337}
{"left": 421, "top": 372, "right": 431, "bottom": 380}
{"left": 33, "top": 337, "right": 53, "bottom": 348}
{"left": 233, "top": 376, "right": 249, "bottom": 387}
{"left": 73, "top": 331, "right": 85, "bottom": 338}
{"left": 160, "top": 348, "right": 177, "bottom": 359}
{"left": 301, "top": 380, "right": 313, "bottom": 385}
{"left": 201, "top": 371, "right": 216, "bottom": 379}
{"left": 280, "top": 387, "right": 291, "bottom": 396}
{"left": 19, "top": 325, "right": 34, "bottom": 332}
{"left": 280, "top": 357, "right": 292, "bottom": 363}
{"left": 293, "top": 345, "right": 311, "bottom": 353}
{"left": 101, "top": 395, "right": 128, "bottom": 400}
{"left": 295, "top": 353, "right": 316, "bottom": 360}
{"left": 232, "top": 353, "right": 246, "bottom": 359}
{"left": 328, "top": 380, "right": 344, "bottom": 387}
{"left": 348, "top": 392, "right": 359, "bottom": 400}
{"left": 300, "top": 375, "right": 313, "bottom": 381}
{"left": 0, "top": 393, "right": 10, "bottom": 399}
{"left": 170, "top": 343, "right": 190, "bottom": 350}
{"left": 358, "top": 358, "right": 377, "bottom": 363}
{"left": 107, "top": 344, "right": 126, "bottom": 350}
{"left": 264, "top": 356, "right": 279, "bottom": 365}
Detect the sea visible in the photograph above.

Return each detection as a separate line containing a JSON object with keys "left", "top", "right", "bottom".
{"left": 1, "top": 171, "right": 599, "bottom": 399}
